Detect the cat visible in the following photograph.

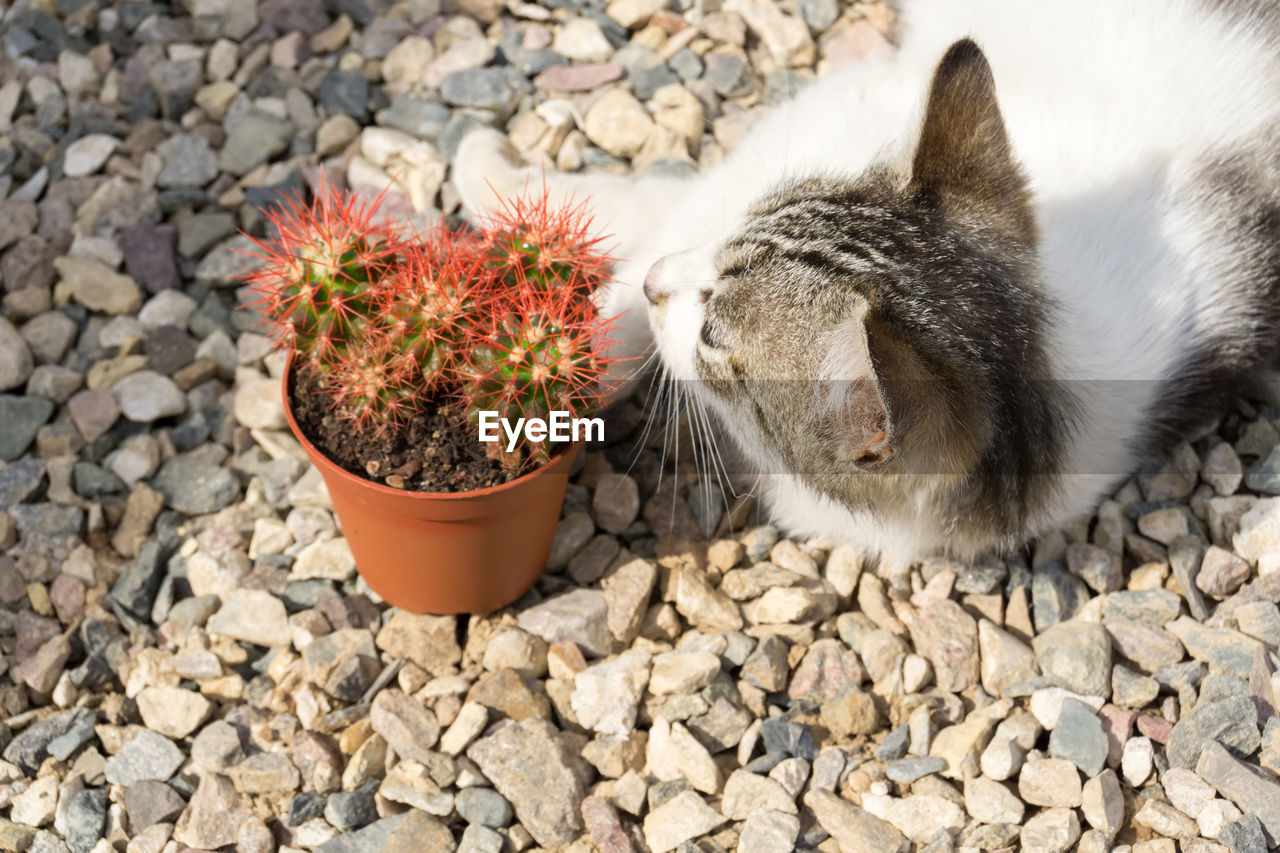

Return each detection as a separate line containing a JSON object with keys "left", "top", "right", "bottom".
{"left": 453, "top": 0, "right": 1280, "bottom": 561}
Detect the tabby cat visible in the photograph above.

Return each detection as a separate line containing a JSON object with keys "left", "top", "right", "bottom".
{"left": 454, "top": 0, "right": 1280, "bottom": 560}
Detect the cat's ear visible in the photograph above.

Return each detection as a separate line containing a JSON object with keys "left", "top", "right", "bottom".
{"left": 909, "top": 39, "right": 1033, "bottom": 241}
{"left": 828, "top": 310, "right": 904, "bottom": 471}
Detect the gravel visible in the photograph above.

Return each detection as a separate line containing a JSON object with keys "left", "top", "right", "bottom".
{"left": 1, "top": 0, "right": 1278, "bottom": 850}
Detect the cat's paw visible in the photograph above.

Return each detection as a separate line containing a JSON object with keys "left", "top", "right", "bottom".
{"left": 452, "top": 128, "right": 530, "bottom": 218}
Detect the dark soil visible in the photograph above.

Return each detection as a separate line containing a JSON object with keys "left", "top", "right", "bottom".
{"left": 289, "top": 363, "right": 562, "bottom": 493}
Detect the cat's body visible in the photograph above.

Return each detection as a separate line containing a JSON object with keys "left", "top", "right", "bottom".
{"left": 455, "top": 0, "right": 1280, "bottom": 560}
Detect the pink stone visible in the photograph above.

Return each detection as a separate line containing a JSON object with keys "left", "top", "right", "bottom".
{"left": 12, "top": 634, "right": 71, "bottom": 693}
{"left": 582, "top": 795, "right": 633, "bottom": 853}
{"left": 68, "top": 388, "right": 119, "bottom": 443}
{"left": 14, "top": 610, "right": 61, "bottom": 660}
{"left": 788, "top": 638, "right": 866, "bottom": 703}
{"left": 1098, "top": 704, "right": 1135, "bottom": 768}
{"left": 50, "top": 573, "right": 86, "bottom": 624}
{"left": 1136, "top": 714, "right": 1174, "bottom": 744}
{"left": 291, "top": 730, "right": 343, "bottom": 794}
{"left": 537, "top": 63, "right": 624, "bottom": 93}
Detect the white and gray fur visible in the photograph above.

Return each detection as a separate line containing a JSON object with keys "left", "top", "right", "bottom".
{"left": 454, "top": 0, "right": 1280, "bottom": 561}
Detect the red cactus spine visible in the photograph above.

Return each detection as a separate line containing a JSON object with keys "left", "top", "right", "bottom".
{"left": 243, "top": 182, "right": 403, "bottom": 368}
{"left": 481, "top": 189, "right": 612, "bottom": 299}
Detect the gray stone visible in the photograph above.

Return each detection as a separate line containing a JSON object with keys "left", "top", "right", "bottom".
{"left": 796, "top": 0, "right": 838, "bottom": 31}
{"left": 1048, "top": 698, "right": 1109, "bottom": 776}
{"left": 1170, "top": 535, "right": 1211, "bottom": 620}
{"left": 313, "top": 810, "right": 454, "bottom": 853}
{"left": 0, "top": 316, "right": 34, "bottom": 391}
{"left": 1101, "top": 588, "right": 1183, "bottom": 624}
{"left": 195, "top": 233, "right": 261, "bottom": 287}
{"left": 110, "top": 538, "right": 170, "bottom": 618}
{"left": 517, "top": 588, "right": 612, "bottom": 657}
{"left": 123, "top": 780, "right": 186, "bottom": 830}
{"left": 324, "top": 780, "right": 379, "bottom": 830}
{"left": 220, "top": 112, "right": 293, "bottom": 176}
{"left": 1234, "top": 600, "right": 1280, "bottom": 649}
{"left": 1032, "top": 620, "right": 1112, "bottom": 698}
{"left": 178, "top": 212, "right": 237, "bottom": 259}
{"left": 1262, "top": 716, "right": 1280, "bottom": 775}
{"left": 0, "top": 395, "right": 55, "bottom": 460}
{"left": 592, "top": 473, "right": 640, "bottom": 534}
{"left": 1246, "top": 445, "right": 1280, "bottom": 494}
{"left": 1104, "top": 617, "right": 1185, "bottom": 672}
{"left": 458, "top": 824, "right": 504, "bottom": 853}
{"left": 455, "top": 787, "right": 513, "bottom": 828}
{"left": 1066, "top": 542, "right": 1123, "bottom": 593}
{"left": 468, "top": 718, "right": 587, "bottom": 847}
{"left": 704, "top": 53, "right": 748, "bottom": 96}
{"left": 190, "top": 720, "right": 246, "bottom": 772}
{"left": 103, "top": 730, "right": 184, "bottom": 786}
{"left": 156, "top": 134, "right": 218, "bottom": 188}
{"left": 669, "top": 48, "right": 703, "bottom": 80}
{"left": 150, "top": 58, "right": 202, "bottom": 118}
{"left": 3, "top": 709, "right": 90, "bottom": 773}
{"left": 146, "top": 325, "right": 196, "bottom": 375}
{"left": 885, "top": 756, "right": 946, "bottom": 784}
{"left": 760, "top": 717, "right": 816, "bottom": 760}
{"left": 377, "top": 96, "right": 451, "bottom": 138}
{"left": 877, "top": 724, "right": 910, "bottom": 761}
{"left": 1167, "top": 694, "right": 1260, "bottom": 769}
{"left": 20, "top": 311, "right": 76, "bottom": 364}
{"left": 1220, "top": 814, "right": 1268, "bottom": 853}
{"left": 63, "top": 788, "right": 105, "bottom": 853}
{"left": 440, "top": 68, "right": 532, "bottom": 113}
{"left": 629, "top": 63, "right": 680, "bottom": 100}
{"left": 318, "top": 69, "right": 369, "bottom": 119}
{"left": 1032, "top": 563, "right": 1090, "bottom": 630}
{"left": 44, "top": 708, "right": 96, "bottom": 761}
{"left": 0, "top": 458, "right": 46, "bottom": 509}
{"left": 1196, "top": 740, "right": 1280, "bottom": 845}
{"left": 1167, "top": 616, "right": 1267, "bottom": 678}
{"left": 151, "top": 455, "right": 240, "bottom": 515}
{"left": 113, "top": 370, "right": 185, "bottom": 422}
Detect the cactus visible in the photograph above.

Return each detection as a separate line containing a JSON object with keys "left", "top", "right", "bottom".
{"left": 244, "top": 180, "right": 616, "bottom": 467}
{"left": 244, "top": 184, "right": 403, "bottom": 369}
{"left": 481, "top": 190, "right": 612, "bottom": 299}
{"left": 458, "top": 286, "right": 611, "bottom": 465}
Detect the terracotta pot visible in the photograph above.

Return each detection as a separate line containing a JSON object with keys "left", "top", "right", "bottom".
{"left": 281, "top": 361, "right": 578, "bottom": 615}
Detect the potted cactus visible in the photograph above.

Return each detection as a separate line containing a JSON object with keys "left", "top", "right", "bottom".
{"left": 243, "top": 184, "right": 615, "bottom": 614}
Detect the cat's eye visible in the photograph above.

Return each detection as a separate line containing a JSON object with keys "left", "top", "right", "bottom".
{"left": 699, "top": 319, "right": 725, "bottom": 350}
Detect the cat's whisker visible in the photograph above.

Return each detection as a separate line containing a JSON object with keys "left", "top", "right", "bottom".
{"left": 653, "top": 365, "right": 676, "bottom": 495}
{"left": 621, "top": 351, "right": 665, "bottom": 480}
{"left": 668, "top": 371, "right": 685, "bottom": 521}
{"left": 690, "top": 393, "right": 738, "bottom": 530}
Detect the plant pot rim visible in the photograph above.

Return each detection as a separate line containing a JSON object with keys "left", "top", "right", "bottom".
{"left": 281, "top": 354, "right": 580, "bottom": 502}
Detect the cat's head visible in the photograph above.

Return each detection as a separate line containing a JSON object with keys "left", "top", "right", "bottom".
{"left": 646, "top": 40, "right": 1058, "bottom": 539}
